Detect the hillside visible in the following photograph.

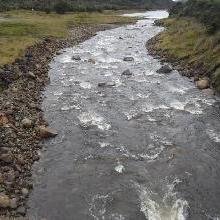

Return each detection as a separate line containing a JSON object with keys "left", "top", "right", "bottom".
{"left": 147, "top": 0, "right": 220, "bottom": 92}
{"left": 0, "top": 0, "right": 174, "bottom": 12}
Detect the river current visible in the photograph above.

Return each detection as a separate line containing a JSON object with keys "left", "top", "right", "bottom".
{"left": 28, "top": 11, "right": 220, "bottom": 220}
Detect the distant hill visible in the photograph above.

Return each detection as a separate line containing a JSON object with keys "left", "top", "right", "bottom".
{"left": 0, "top": 0, "right": 174, "bottom": 12}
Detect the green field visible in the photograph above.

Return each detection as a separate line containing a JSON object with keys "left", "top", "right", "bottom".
{"left": 0, "top": 10, "right": 135, "bottom": 66}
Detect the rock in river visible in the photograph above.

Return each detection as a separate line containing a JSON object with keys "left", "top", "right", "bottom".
{"left": 122, "top": 69, "right": 133, "bottom": 76}
{"left": 156, "top": 65, "right": 172, "bottom": 74}
{"left": 123, "top": 57, "right": 134, "bottom": 62}
{"left": 38, "top": 126, "right": 58, "bottom": 139}
{"left": 196, "top": 78, "right": 210, "bottom": 90}
{"left": 72, "top": 55, "right": 81, "bottom": 61}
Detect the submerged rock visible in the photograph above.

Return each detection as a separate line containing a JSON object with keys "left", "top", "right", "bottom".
{"left": 122, "top": 69, "right": 132, "bottom": 76}
{"left": 38, "top": 126, "right": 58, "bottom": 138}
{"left": 72, "top": 55, "right": 81, "bottom": 61}
{"left": 98, "top": 82, "right": 116, "bottom": 87}
{"left": 0, "top": 112, "right": 9, "bottom": 126}
{"left": 98, "top": 82, "right": 106, "bottom": 87}
{"left": 88, "top": 58, "right": 96, "bottom": 64}
{"left": 196, "top": 78, "right": 210, "bottom": 90}
{"left": 156, "top": 65, "right": 172, "bottom": 74}
{"left": 123, "top": 57, "right": 134, "bottom": 62}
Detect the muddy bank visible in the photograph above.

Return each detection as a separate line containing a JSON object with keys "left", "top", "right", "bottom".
{"left": 0, "top": 24, "right": 117, "bottom": 218}
{"left": 146, "top": 21, "right": 217, "bottom": 95}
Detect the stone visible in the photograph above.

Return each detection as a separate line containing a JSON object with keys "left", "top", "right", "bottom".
{"left": 6, "top": 170, "right": 16, "bottom": 182}
{"left": 123, "top": 57, "right": 134, "bottom": 62}
{"left": 0, "top": 194, "right": 10, "bottom": 208}
{"left": 88, "top": 58, "right": 96, "bottom": 64}
{"left": 21, "top": 188, "right": 29, "bottom": 197}
{"left": 56, "top": 51, "right": 62, "bottom": 55}
{"left": 10, "top": 198, "right": 18, "bottom": 209}
{"left": 21, "top": 118, "right": 32, "bottom": 128}
{"left": 0, "top": 154, "right": 13, "bottom": 163}
{"left": 98, "top": 82, "right": 106, "bottom": 87}
{"left": 26, "top": 71, "right": 35, "bottom": 79}
{"left": 156, "top": 65, "right": 172, "bottom": 74}
{"left": 38, "top": 126, "right": 58, "bottom": 138}
{"left": 122, "top": 69, "right": 132, "bottom": 76}
{"left": 11, "top": 87, "right": 18, "bottom": 93}
{"left": 196, "top": 78, "right": 210, "bottom": 90}
{"left": 0, "top": 173, "right": 3, "bottom": 184}
{"left": 17, "top": 206, "right": 26, "bottom": 216}
{"left": 0, "top": 112, "right": 9, "bottom": 126}
{"left": 72, "top": 55, "right": 81, "bottom": 61}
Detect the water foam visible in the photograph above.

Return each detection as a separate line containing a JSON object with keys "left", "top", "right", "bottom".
{"left": 206, "top": 129, "right": 220, "bottom": 143}
{"left": 135, "top": 179, "right": 189, "bottom": 220}
{"left": 78, "top": 112, "right": 111, "bottom": 130}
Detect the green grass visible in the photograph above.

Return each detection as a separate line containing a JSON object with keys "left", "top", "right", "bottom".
{"left": 0, "top": 10, "right": 135, "bottom": 65}
{"left": 154, "top": 18, "right": 220, "bottom": 91}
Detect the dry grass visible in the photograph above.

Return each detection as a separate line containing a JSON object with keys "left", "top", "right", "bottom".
{"left": 154, "top": 18, "right": 220, "bottom": 91}
{"left": 0, "top": 10, "right": 135, "bottom": 65}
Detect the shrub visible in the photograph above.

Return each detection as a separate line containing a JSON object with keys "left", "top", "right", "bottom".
{"left": 54, "top": 2, "right": 71, "bottom": 14}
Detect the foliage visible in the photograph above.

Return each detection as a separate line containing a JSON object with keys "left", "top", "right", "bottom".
{"left": 0, "top": 0, "right": 173, "bottom": 12}
{"left": 54, "top": 1, "right": 71, "bottom": 14}
{"left": 169, "top": 0, "right": 220, "bottom": 33}
{"left": 153, "top": 18, "right": 220, "bottom": 91}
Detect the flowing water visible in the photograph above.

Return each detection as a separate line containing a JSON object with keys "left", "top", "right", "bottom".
{"left": 28, "top": 11, "right": 220, "bottom": 220}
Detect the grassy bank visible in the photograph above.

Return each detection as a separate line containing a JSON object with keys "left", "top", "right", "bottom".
{"left": 0, "top": 10, "right": 134, "bottom": 66}
{"left": 151, "top": 18, "right": 220, "bottom": 91}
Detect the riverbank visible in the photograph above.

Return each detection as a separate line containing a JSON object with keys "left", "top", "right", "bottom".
{"left": 0, "top": 11, "right": 135, "bottom": 217}
{"left": 146, "top": 18, "right": 220, "bottom": 94}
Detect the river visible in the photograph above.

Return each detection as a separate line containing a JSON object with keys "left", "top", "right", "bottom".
{"left": 28, "top": 11, "right": 220, "bottom": 220}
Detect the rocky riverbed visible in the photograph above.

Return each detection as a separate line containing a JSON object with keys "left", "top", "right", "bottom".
{"left": 0, "top": 24, "right": 116, "bottom": 217}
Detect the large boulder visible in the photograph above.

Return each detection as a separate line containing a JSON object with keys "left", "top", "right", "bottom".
{"left": 38, "top": 126, "right": 58, "bottom": 139}
{"left": 156, "top": 65, "right": 172, "bottom": 74}
{"left": 196, "top": 78, "right": 210, "bottom": 90}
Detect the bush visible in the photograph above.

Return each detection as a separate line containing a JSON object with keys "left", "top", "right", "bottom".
{"left": 54, "top": 2, "right": 71, "bottom": 14}
{"left": 44, "top": 8, "right": 51, "bottom": 14}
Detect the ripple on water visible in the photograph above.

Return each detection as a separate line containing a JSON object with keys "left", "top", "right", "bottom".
{"left": 206, "top": 129, "right": 220, "bottom": 143}
{"left": 78, "top": 112, "right": 111, "bottom": 130}
{"left": 79, "top": 81, "right": 92, "bottom": 89}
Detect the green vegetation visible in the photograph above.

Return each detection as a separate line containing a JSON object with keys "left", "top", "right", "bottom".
{"left": 0, "top": 10, "right": 135, "bottom": 65}
{"left": 170, "top": 0, "right": 220, "bottom": 33}
{"left": 153, "top": 18, "right": 220, "bottom": 91}
{"left": 152, "top": 0, "right": 220, "bottom": 91}
{"left": 0, "top": 0, "right": 173, "bottom": 12}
